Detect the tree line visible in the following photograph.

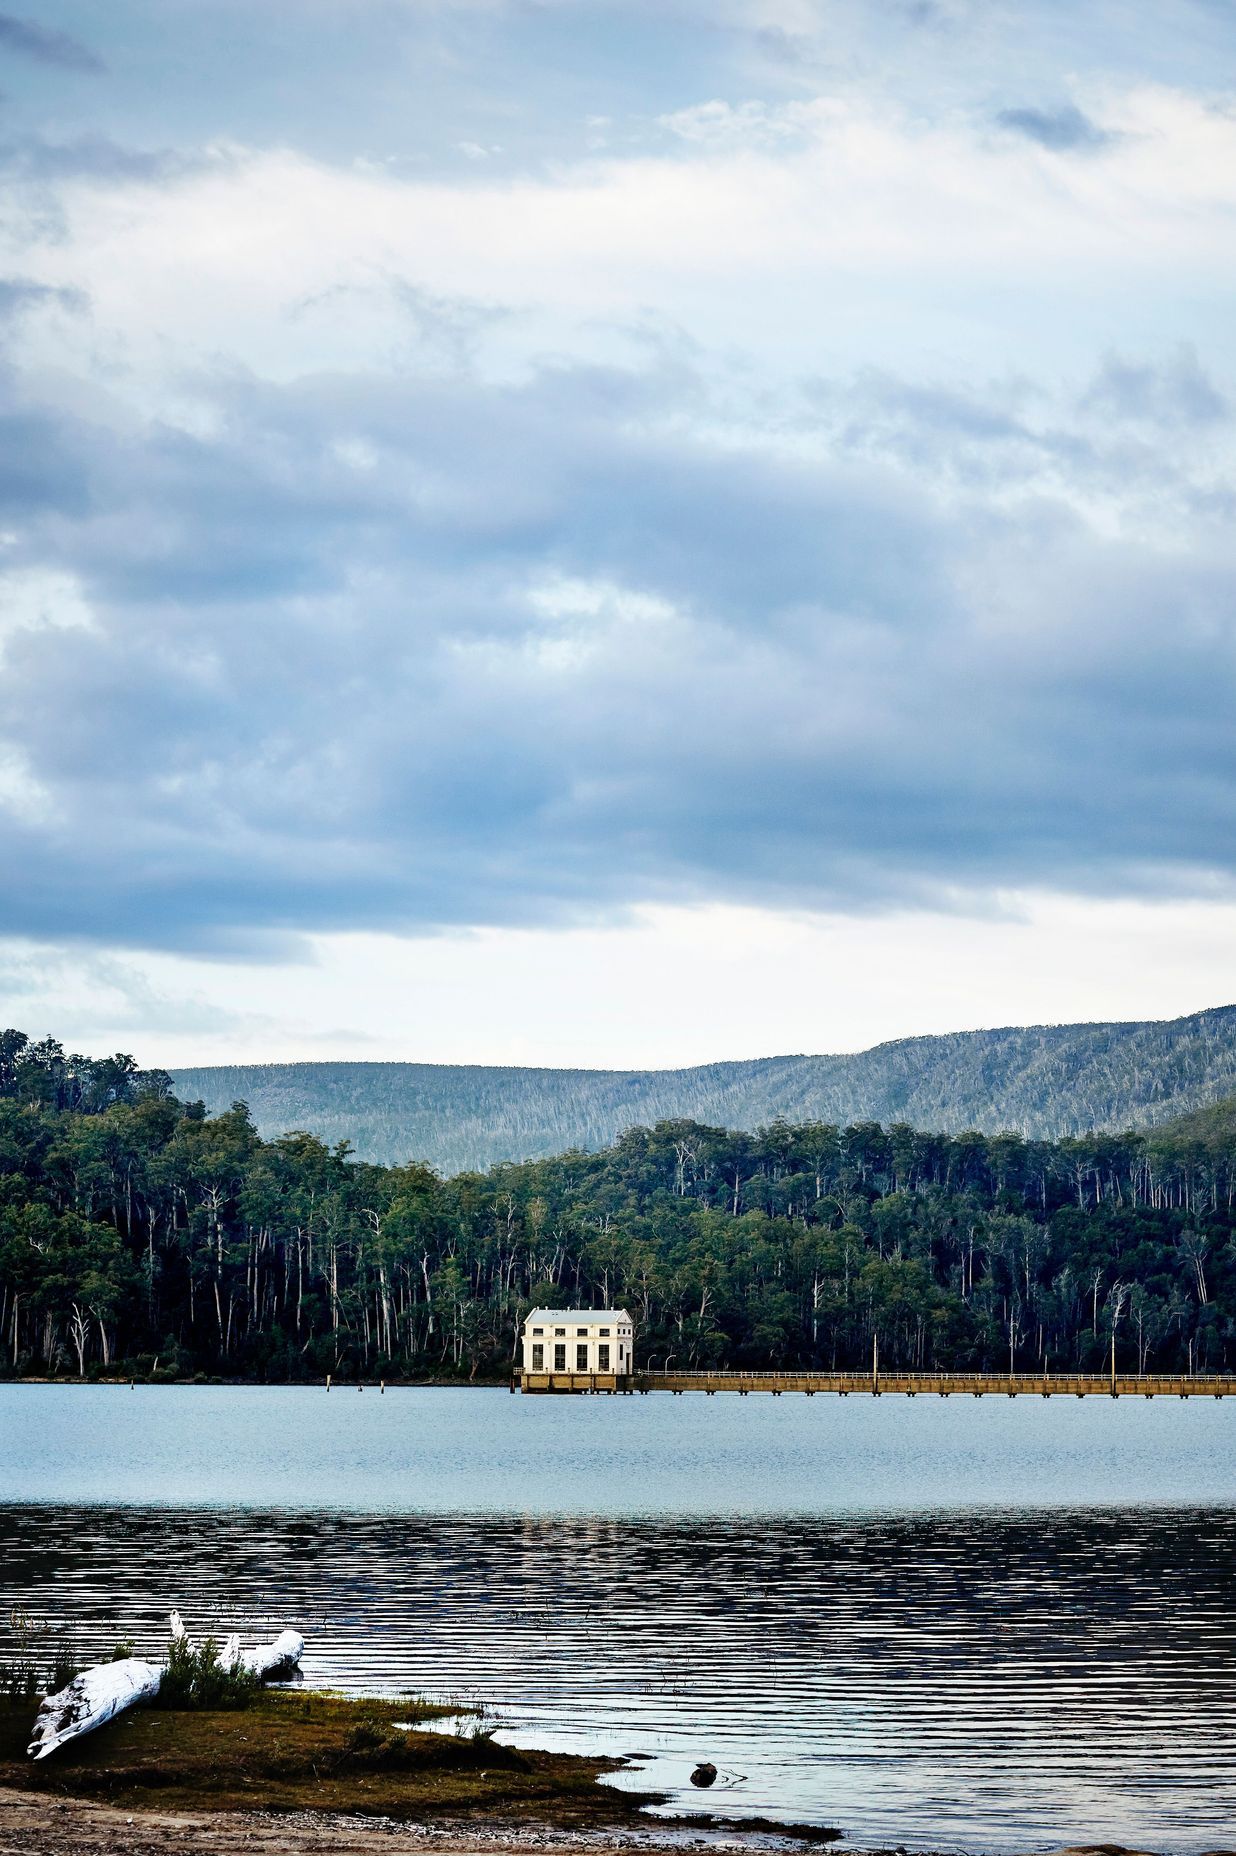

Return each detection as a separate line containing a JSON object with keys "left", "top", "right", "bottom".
{"left": 3, "top": 1028, "right": 1236, "bottom": 1382}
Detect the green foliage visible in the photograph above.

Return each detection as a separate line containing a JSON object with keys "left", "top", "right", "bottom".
{"left": 341, "top": 1720, "right": 415, "bottom": 1766}
{"left": 338, "top": 1716, "right": 526, "bottom": 1772}
{"left": 0, "top": 1030, "right": 171, "bottom": 1117}
{"left": 8, "top": 1023, "right": 1236, "bottom": 1382}
{"left": 0, "top": 1610, "right": 81, "bottom": 1698}
{"left": 156, "top": 1635, "right": 261, "bottom": 1711}
{"left": 49, "top": 1649, "right": 80, "bottom": 1691}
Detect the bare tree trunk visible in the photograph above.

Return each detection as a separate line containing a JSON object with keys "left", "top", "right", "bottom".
{"left": 69, "top": 1304, "right": 88, "bottom": 1377}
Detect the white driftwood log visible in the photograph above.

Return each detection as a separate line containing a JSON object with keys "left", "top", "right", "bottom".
{"left": 225, "top": 1627, "right": 304, "bottom": 1679}
{"left": 26, "top": 1657, "right": 164, "bottom": 1760}
{"left": 172, "top": 1610, "right": 302, "bottom": 1677}
{"left": 27, "top": 1615, "right": 304, "bottom": 1761}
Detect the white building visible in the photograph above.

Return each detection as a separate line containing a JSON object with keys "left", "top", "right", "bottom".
{"left": 521, "top": 1308, "right": 635, "bottom": 1379}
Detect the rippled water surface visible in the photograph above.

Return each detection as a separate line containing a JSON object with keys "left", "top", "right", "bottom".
{"left": 3, "top": 1386, "right": 1236, "bottom": 1852}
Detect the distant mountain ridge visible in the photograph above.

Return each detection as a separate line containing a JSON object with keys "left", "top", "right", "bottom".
{"left": 170, "top": 1004, "right": 1236, "bottom": 1172}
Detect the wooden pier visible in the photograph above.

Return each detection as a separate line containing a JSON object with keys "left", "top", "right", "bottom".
{"left": 517, "top": 1368, "right": 1235, "bottom": 1397}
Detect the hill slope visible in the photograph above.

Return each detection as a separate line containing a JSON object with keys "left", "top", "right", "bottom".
{"left": 170, "top": 1004, "right": 1236, "bottom": 1171}
{"left": 1144, "top": 1090, "right": 1236, "bottom": 1149}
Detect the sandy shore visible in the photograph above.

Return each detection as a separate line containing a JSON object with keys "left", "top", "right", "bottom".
{"left": 0, "top": 1790, "right": 1204, "bottom": 1856}
{"left": 0, "top": 1788, "right": 857, "bottom": 1855}
{"left": 0, "top": 1788, "right": 694, "bottom": 1856}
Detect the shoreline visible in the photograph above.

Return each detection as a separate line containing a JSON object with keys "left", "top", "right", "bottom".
{"left": 0, "top": 1789, "right": 1196, "bottom": 1856}
{"left": 0, "top": 1693, "right": 659, "bottom": 1827}
{"left": 0, "top": 1377, "right": 514, "bottom": 1389}
{"left": 0, "top": 1696, "right": 1226, "bottom": 1856}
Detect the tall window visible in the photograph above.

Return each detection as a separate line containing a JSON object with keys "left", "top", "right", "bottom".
{"left": 576, "top": 1343, "right": 588, "bottom": 1370}
{"left": 598, "top": 1344, "right": 610, "bottom": 1370}
{"left": 554, "top": 1343, "right": 566, "bottom": 1370}
{"left": 532, "top": 1343, "right": 544, "bottom": 1370}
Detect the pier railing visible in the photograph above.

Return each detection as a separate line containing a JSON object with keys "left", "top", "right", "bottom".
{"left": 516, "top": 1367, "right": 1235, "bottom": 1397}
{"left": 635, "top": 1368, "right": 1235, "bottom": 1397}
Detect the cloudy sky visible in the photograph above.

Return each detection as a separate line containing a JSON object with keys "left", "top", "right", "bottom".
{"left": 2, "top": 0, "right": 1235, "bottom": 1068}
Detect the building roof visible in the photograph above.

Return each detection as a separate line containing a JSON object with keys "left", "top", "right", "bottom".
{"left": 525, "top": 1308, "right": 633, "bottom": 1325}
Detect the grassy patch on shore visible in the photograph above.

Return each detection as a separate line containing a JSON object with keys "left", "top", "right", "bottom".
{"left": 0, "top": 1690, "right": 657, "bottom": 1825}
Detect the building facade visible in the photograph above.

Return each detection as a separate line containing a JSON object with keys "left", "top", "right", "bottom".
{"left": 520, "top": 1308, "right": 635, "bottom": 1387}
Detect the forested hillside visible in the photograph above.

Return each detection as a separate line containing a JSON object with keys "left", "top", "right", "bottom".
{"left": 5, "top": 1028, "right": 1236, "bottom": 1384}
{"left": 171, "top": 1005, "right": 1236, "bottom": 1171}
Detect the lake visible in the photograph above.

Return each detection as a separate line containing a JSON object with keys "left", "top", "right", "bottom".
{"left": 2, "top": 1385, "right": 1236, "bottom": 1852}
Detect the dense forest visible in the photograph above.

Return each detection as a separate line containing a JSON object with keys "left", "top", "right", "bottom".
{"left": 5, "top": 1027, "right": 1236, "bottom": 1383}
{"left": 172, "top": 1004, "right": 1236, "bottom": 1171}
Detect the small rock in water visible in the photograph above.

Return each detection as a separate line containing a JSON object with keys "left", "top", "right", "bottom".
{"left": 690, "top": 1761, "right": 718, "bottom": 1788}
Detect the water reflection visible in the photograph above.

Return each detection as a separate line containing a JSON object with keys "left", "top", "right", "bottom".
{"left": 2, "top": 1502, "right": 1235, "bottom": 1853}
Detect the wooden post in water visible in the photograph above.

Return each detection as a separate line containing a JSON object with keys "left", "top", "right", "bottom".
{"left": 326, "top": 1374, "right": 332, "bottom": 1391}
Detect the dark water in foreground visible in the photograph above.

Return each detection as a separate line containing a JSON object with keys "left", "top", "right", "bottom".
{"left": 2, "top": 1387, "right": 1236, "bottom": 1852}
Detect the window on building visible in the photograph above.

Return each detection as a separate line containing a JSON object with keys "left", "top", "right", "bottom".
{"left": 600, "top": 1328, "right": 610, "bottom": 1336}
{"left": 577, "top": 1328, "right": 587, "bottom": 1336}
{"left": 555, "top": 1328, "right": 566, "bottom": 1336}
{"left": 576, "top": 1343, "right": 588, "bottom": 1369}
{"left": 532, "top": 1327, "right": 543, "bottom": 1336}
{"left": 554, "top": 1343, "right": 566, "bottom": 1370}
{"left": 598, "top": 1344, "right": 610, "bottom": 1370}
{"left": 532, "top": 1343, "right": 544, "bottom": 1370}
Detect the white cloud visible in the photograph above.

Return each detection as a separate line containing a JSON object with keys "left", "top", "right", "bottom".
{"left": 6, "top": 85, "right": 1236, "bottom": 392}
{"left": 0, "top": 748, "right": 56, "bottom": 823}
{"left": 4, "top": 892, "right": 1235, "bottom": 1069}
{"left": 659, "top": 97, "right": 830, "bottom": 147}
{"left": 0, "top": 566, "right": 96, "bottom": 648}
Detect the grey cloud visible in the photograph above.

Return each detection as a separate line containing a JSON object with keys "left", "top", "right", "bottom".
{"left": 0, "top": 12, "right": 103, "bottom": 71}
{"left": 995, "top": 103, "right": 1112, "bottom": 151}
{"left": 898, "top": 1, "right": 967, "bottom": 28}
{"left": 0, "top": 276, "right": 86, "bottom": 320}
{"left": 0, "top": 405, "right": 93, "bottom": 514}
{"left": 800, "top": 370, "right": 1173, "bottom": 502}
{"left": 1081, "top": 348, "right": 1229, "bottom": 428}
{"left": 2, "top": 352, "right": 1236, "bottom": 953}
{"left": 0, "top": 133, "right": 201, "bottom": 184}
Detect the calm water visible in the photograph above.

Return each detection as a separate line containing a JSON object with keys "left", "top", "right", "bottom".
{"left": 2, "top": 1386, "right": 1236, "bottom": 1852}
